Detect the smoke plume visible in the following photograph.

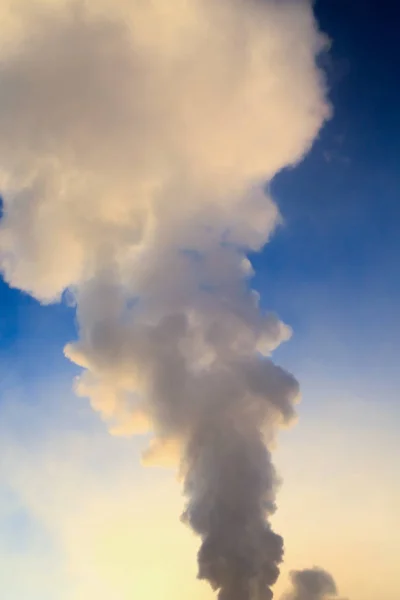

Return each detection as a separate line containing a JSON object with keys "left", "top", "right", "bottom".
{"left": 0, "top": 0, "right": 331, "bottom": 598}
{"left": 282, "top": 568, "right": 340, "bottom": 600}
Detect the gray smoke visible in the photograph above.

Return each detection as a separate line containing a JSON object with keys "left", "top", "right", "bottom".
{"left": 181, "top": 359, "right": 299, "bottom": 600}
{"left": 283, "top": 568, "right": 340, "bottom": 600}
{"left": 0, "top": 1, "right": 331, "bottom": 598}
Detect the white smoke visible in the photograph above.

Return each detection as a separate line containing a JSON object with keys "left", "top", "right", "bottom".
{"left": 0, "top": 0, "right": 331, "bottom": 598}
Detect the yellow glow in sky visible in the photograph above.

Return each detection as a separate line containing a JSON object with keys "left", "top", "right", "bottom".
{"left": 0, "top": 388, "right": 399, "bottom": 600}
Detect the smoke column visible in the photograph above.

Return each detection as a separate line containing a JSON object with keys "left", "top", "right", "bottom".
{"left": 0, "top": 0, "right": 331, "bottom": 598}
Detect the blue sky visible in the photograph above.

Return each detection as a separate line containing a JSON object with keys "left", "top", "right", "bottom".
{"left": 252, "top": 0, "right": 400, "bottom": 397}
{"left": 0, "top": 1, "right": 399, "bottom": 599}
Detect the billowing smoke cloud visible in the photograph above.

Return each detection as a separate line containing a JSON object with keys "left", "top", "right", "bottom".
{"left": 0, "top": 0, "right": 330, "bottom": 598}
{"left": 282, "top": 568, "right": 340, "bottom": 600}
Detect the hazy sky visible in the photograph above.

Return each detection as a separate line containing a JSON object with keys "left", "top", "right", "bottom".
{"left": 0, "top": 1, "right": 399, "bottom": 600}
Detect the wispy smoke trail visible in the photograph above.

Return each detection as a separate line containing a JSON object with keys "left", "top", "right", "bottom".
{"left": 282, "top": 568, "right": 340, "bottom": 600}
{"left": 0, "top": 0, "right": 330, "bottom": 597}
